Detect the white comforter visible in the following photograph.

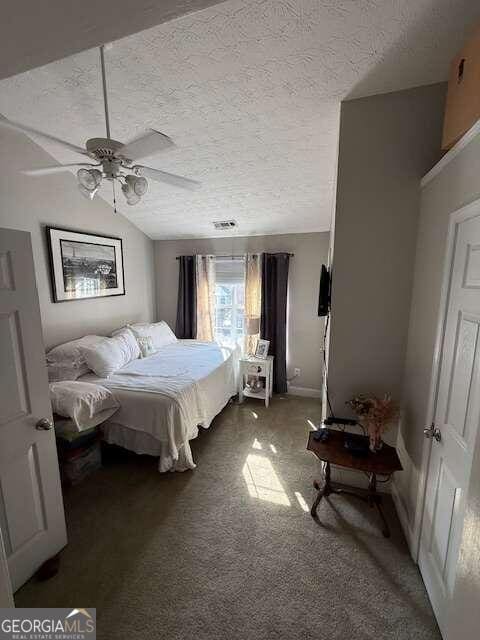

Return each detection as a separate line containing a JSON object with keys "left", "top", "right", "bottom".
{"left": 81, "top": 340, "right": 239, "bottom": 472}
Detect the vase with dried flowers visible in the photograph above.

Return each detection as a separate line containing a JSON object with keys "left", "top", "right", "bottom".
{"left": 346, "top": 394, "right": 399, "bottom": 453}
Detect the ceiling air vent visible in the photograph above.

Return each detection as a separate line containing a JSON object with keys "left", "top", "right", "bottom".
{"left": 213, "top": 220, "right": 237, "bottom": 230}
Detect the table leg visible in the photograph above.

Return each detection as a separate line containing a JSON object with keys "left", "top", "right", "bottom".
{"left": 374, "top": 499, "right": 391, "bottom": 538}
{"left": 368, "top": 473, "right": 391, "bottom": 538}
{"left": 311, "top": 461, "right": 331, "bottom": 517}
{"left": 265, "top": 372, "right": 269, "bottom": 408}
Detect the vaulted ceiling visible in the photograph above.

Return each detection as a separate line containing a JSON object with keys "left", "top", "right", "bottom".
{"left": 0, "top": 0, "right": 479, "bottom": 239}
{"left": 0, "top": 0, "right": 225, "bottom": 80}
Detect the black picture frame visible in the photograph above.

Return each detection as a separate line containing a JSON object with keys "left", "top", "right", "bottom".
{"left": 46, "top": 226, "right": 126, "bottom": 302}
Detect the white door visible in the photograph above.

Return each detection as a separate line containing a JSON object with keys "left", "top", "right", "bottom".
{"left": 0, "top": 228, "right": 67, "bottom": 592}
{"left": 0, "top": 528, "right": 13, "bottom": 606}
{"left": 419, "top": 203, "right": 480, "bottom": 636}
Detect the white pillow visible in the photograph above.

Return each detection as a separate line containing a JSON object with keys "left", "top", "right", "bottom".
{"left": 110, "top": 326, "right": 131, "bottom": 338}
{"left": 47, "top": 362, "right": 83, "bottom": 383}
{"left": 129, "top": 321, "right": 177, "bottom": 350}
{"left": 110, "top": 326, "right": 136, "bottom": 341}
{"left": 137, "top": 335, "right": 156, "bottom": 358}
{"left": 79, "top": 331, "right": 140, "bottom": 378}
{"left": 46, "top": 335, "right": 104, "bottom": 380}
{"left": 50, "top": 381, "right": 119, "bottom": 431}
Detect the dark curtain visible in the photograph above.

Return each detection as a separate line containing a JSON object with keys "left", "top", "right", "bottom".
{"left": 261, "top": 253, "right": 290, "bottom": 393}
{"left": 175, "top": 256, "right": 197, "bottom": 339}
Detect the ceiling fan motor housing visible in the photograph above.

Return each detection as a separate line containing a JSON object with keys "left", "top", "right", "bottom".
{"left": 86, "top": 137, "right": 125, "bottom": 160}
{"left": 102, "top": 158, "right": 123, "bottom": 180}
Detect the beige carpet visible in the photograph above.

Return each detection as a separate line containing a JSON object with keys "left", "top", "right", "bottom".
{"left": 16, "top": 395, "right": 440, "bottom": 640}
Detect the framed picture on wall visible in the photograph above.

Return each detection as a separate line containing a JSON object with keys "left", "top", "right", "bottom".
{"left": 46, "top": 227, "right": 125, "bottom": 302}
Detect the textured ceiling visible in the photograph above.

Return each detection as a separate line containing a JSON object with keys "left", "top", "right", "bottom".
{"left": 0, "top": 0, "right": 479, "bottom": 239}
{"left": 0, "top": 0, "right": 225, "bottom": 80}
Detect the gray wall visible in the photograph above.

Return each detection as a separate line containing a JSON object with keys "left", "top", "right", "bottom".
{"left": 327, "top": 83, "right": 446, "bottom": 443}
{"left": 397, "top": 132, "right": 480, "bottom": 540}
{"left": 0, "top": 126, "right": 155, "bottom": 349}
{"left": 154, "top": 232, "right": 330, "bottom": 391}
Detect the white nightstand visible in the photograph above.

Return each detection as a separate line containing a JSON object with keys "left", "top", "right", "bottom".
{"left": 238, "top": 355, "right": 274, "bottom": 407}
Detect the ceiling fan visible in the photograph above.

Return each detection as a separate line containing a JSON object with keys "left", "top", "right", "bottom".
{"left": 0, "top": 45, "right": 200, "bottom": 207}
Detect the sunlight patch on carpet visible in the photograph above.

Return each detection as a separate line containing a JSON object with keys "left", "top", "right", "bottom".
{"left": 294, "top": 491, "right": 309, "bottom": 512}
{"left": 242, "top": 454, "right": 290, "bottom": 506}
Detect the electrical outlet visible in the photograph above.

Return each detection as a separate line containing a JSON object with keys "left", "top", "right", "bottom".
{"left": 294, "top": 368, "right": 301, "bottom": 377}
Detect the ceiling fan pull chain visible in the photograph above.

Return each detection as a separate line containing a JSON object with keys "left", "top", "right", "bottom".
{"left": 112, "top": 179, "right": 117, "bottom": 214}
{"left": 100, "top": 45, "right": 111, "bottom": 140}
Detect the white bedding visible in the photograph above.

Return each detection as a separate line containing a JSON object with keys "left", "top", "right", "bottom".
{"left": 80, "top": 340, "right": 239, "bottom": 472}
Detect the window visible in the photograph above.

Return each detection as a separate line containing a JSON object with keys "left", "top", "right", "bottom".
{"left": 214, "top": 258, "right": 245, "bottom": 347}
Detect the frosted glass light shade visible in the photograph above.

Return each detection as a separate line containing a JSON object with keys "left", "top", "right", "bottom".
{"left": 125, "top": 174, "right": 148, "bottom": 197}
{"left": 121, "top": 182, "right": 141, "bottom": 205}
{"left": 134, "top": 176, "right": 148, "bottom": 196}
{"left": 78, "top": 183, "right": 98, "bottom": 200}
{"left": 77, "top": 168, "right": 102, "bottom": 190}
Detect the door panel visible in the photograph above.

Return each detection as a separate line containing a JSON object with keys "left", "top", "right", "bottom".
{"left": 0, "top": 228, "right": 66, "bottom": 592}
{"left": 444, "top": 313, "right": 479, "bottom": 442}
{"left": 462, "top": 243, "right": 480, "bottom": 288}
{"left": 0, "top": 444, "right": 47, "bottom": 556}
{"left": 0, "top": 250, "right": 14, "bottom": 291}
{"left": 428, "top": 459, "right": 460, "bottom": 576}
{"left": 0, "top": 311, "right": 30, "bottom": 423}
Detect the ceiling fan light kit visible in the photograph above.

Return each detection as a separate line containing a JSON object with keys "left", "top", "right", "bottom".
{"left": 121, "top": 182, "right": 140, "bottom": 206}
{"left": 1, "top": 45, "right": 201, "bottom": 210}
{"left": 78, "top": 183, "right": 99, "bottom": 201}
{"left": 77, "top": 167, "right": 102, "bottom": 191}
{"left": 125, "top": 174, "right": 148, "bottom": 197}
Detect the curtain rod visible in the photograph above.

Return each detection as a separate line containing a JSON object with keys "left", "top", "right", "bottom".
{"left": 176, "top": 253, "right": 294, "bottom": 260}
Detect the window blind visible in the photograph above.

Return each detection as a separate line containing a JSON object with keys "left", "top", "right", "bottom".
{"left": 214, "top": 257, "right": 245, "bottom": 284}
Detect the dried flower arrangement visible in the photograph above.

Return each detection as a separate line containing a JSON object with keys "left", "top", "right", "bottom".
{"left": 346, "top": 394, "right": 399, "bottom": 452}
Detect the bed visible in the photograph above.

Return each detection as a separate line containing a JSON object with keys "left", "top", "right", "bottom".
{"left": 80, "top": 340, "right": 239, "bottom": 472}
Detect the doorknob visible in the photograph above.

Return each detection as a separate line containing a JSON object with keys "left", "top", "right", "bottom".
{"left": 424, "top": 423, "right": 441, "bottom": 442}
{"left": 36, "top": 418, "right": 53, "bottom": 431}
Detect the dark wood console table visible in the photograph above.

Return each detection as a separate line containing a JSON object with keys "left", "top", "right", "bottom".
{"left": 307, "top": 430, "right": 402, "bottom": 537}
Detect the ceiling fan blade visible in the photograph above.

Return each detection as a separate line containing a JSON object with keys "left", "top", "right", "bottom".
{"left": 0, "top": 119, "right": 88, "bottom": 156}
{"left": 134, "top": 165, "right": 200, "bottom": 191}
{"left": 119, "top": 129, "right": 174, "bottom": 161}
{"left": 23, "top": 163, "right": 99, "bottom": 176}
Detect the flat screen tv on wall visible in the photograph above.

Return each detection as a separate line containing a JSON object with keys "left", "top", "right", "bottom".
{"left": 318, "top": 264, "right": 331, "bottom": 317}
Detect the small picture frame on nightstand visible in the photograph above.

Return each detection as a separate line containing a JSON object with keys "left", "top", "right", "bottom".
{"left": 255, "top": 339, "right": 270, "bottom": 359}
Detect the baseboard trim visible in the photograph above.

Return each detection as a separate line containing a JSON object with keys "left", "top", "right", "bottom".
{"left": 391, "top": 478, "right": 416, "bottom": 559}
{"left": 287, "top": 385, "right": 322, "bottom": 398}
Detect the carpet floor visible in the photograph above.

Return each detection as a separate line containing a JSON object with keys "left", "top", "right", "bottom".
{"left": 16, "top": 395, "right": 440, "bottom": 640}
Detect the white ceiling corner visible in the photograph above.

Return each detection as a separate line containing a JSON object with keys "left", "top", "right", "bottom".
{"left": 0, "top": 0, "right": 479, "bottom": 240}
